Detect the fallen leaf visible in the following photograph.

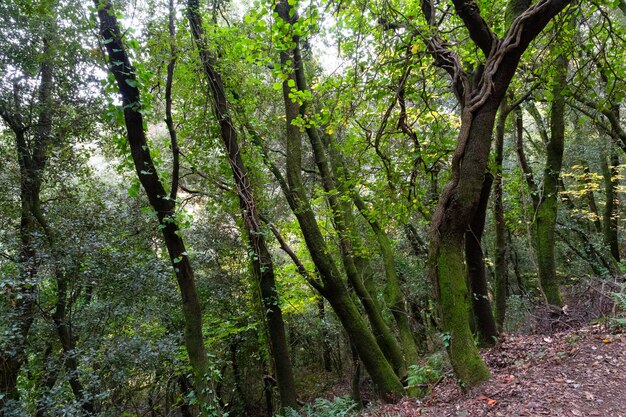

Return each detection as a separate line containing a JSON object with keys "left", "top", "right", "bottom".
{"left": 487, "top": 399, "right": 497, "bottom": 406}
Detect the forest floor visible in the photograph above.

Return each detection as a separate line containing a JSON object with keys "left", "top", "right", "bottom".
{"left": 361, "top": 323, "right": 626, "bottom": 417}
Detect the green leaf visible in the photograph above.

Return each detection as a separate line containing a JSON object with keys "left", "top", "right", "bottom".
{"left": 125, "top": 78, "right": 138, "bottom": 88}
{"left": 128, "top": 181, "right": 140, "bottom": 197}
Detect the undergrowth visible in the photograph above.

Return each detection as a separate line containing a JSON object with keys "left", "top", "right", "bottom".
{"left": 281, "top": 396, "right": 358, "bottom": 417}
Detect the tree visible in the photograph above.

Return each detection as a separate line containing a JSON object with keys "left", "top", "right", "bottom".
{"left": 421, "top": 0, "right": 571, "bottom": 386}
{"left": 93, "top": 0, "right": 214, "bottom": 409}
{"left": 186, "top": 0, "right": 298, "bottom": 409}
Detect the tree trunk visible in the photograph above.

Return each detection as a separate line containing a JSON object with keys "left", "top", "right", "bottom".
{"left": 186, "top": 0, "right": 297, "bottom": 409}
{"left": 601, "top": 148, "right": 620, "bottom": 263}
{"left": 274, "top": 0, "right": 404, "bottom": 400}
{"left": 429, "top": 106, "right": 496, "bottom": 388}
{"left": 465, "top": 173, "right": 498, "bottom": 346}
{"left": 422, "top": 0, "right": 570, "bottom": 387}
{"left": 94, "top": 1, "right": 213, "bottom": 407}
{"left": 494, "top": 101, "right": 509, "bottom": 330}
{"left": 535, "top": 52, "right": 568, "bottom": 306}
{"left": 52, "top": 270, "right": 96, "bottom": 414}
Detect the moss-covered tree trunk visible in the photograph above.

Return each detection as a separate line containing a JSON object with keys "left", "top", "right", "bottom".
{"left": 535, "top": 52, "right": 568, "bottom": 306}
{"left": 273, "top": 2, "right": 404, "bottom": 399}
{"left": 327, "top": 144, "right": 412, "bottom": 376}
{"left": 429, "top": 106, "right": 495, "bottom": 387}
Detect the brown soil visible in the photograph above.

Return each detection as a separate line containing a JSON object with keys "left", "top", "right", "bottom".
{"left": 361, "top": 324, "right": 626, "bottom": 417}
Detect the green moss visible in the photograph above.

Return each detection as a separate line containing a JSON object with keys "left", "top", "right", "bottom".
{"left": 437, "top": 241, "right": 490, "bottom": 387}
{"left": 535, "top": 202, "right": 563, "bottom": 306}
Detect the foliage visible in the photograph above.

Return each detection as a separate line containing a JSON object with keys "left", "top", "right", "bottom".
{"left": 406, "top": 352, "right": 449, "bottom": 397}
{"left": 610, "top": 284, "right": 626, "bottom": 331}
{"left": 281, "top": 396, "right": 358, "bottom": 417}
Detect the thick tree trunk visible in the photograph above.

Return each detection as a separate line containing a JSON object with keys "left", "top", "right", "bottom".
{"left": 423, "top": 0, "right": 570, "bottom": 387}
{"left": 94, "top": 1, "right": 213, "bottom": 408}
{"left": 429, "top": 106, "right": 497, "bottom": 387}
{"left": 465, "top": 173, "right": 498, "bottom": 346}
{"left": 186, "top": 0, "right": 297, "bottom": 409}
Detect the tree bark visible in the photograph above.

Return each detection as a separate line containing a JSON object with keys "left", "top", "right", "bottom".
{"left": 0, "top": 35, "right": 54, "bottom": 407}
{"left": 494, "top": 100, "right": 509, "bottom": 330}
{"left": 273, "top": 0, "right": 404, "bottom": 400}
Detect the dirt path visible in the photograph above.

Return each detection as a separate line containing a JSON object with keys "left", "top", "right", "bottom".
{"left": 362, "top": 325, "right": 626, "bottom": 416}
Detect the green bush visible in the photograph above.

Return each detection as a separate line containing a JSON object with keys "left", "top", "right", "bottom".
{"left": 406, "top": 352, "right": 448, "bottom": 397}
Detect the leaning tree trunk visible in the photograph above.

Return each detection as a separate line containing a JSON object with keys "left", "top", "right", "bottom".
{"left": 273, "top": 0, "right": 404, "bottom": 400}
{"left": 186, "top": 0, "right": 298, "bottom": 409}
{"left": 94, "top": 1, "right": 213, "bottom": 408}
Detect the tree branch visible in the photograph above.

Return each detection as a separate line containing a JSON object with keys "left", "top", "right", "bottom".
{"left": 452, "top": 0, "right": 498, "bottom": 57}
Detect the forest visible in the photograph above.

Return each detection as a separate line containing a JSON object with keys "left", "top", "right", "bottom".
{"left": 1, "top": 0, "right": 625, "bottom": 415}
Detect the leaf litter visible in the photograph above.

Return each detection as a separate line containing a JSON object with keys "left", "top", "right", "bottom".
{"left": 360, "top": 324, "right": 625, "bottom": 417}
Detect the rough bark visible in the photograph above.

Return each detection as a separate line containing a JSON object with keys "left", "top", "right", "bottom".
{"left": 94, "top": 0, "right": 212, "bottom": 407}
{"left": 186, "top": 0, "right": 297, "bottom": 409}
